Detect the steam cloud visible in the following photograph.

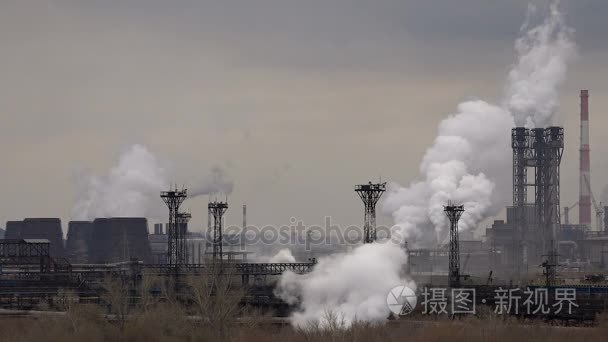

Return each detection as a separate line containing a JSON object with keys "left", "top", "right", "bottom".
{"left": 278, "top": 0, "right": 576, "bottom": 328}
{"left": 276, "top": 243, "right": 414, "bottom": 327}
{"left": 256, "top": 248, "right": 297, "bottom": 263}
{"left": 188, "top": 166, "right": 234, "bottom": 198}
{"left": 384, "top": 0, "right": 575, "bottom": 248}
{"left": 72, "top": 145, "right": 234, "bottom": 220}
{"left": 270, "top": 249, "right": 296, "bottom": 263}
{"left": 72, "top": 144, "right": 168, "bottom": 220}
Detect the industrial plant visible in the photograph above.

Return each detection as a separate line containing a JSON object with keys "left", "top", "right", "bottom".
{"left": 0, "top": 90, "right": 607, "bottom": 324}
{"left": 3, "top": 0, "right": 608, "bottom": 340}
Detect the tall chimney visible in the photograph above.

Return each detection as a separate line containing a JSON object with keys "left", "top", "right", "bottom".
{"left": 241, "top": 204, "right": 246, "bottom": 250}
{"left": 579, "top": 90, "right": 592, "bottom": 227}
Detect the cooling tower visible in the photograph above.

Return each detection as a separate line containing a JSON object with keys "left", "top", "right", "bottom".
{"left": 5, "top": 221, "right": 24, "bottom": 239}
{"left": 5, "top": 218, "right": 64, "bottom": 257}
{"left": 89, "top": 217, "right": 152, "bottom": 263}
{"left": 66, "top": 221, "right": 94, "bottom": 263}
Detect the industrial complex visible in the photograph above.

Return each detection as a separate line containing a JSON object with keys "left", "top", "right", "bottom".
{"left": 1, "top": 90, "right": 608, "bottom": 322}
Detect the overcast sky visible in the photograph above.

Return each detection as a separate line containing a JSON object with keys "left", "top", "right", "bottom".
{"left": 1, "top": 0, "right": 607, "bottom": 234}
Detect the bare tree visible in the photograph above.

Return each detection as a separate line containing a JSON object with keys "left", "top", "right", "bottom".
{"left": 100, "top": 276, "right": 130, "bottom": 327}
{"left": 137, "top": 273, "right": 163, "bottom": 312}
{"left": 186, "top": 262, "right": 245, "bottom": 340}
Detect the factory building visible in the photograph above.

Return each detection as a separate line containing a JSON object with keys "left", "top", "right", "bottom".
{"left": 5, "top": 218, "right": 65, "bottom": 258}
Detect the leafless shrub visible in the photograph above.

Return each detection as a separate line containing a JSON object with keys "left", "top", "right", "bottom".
{"left": 122, "top": 302, "right": 193, "bottom": 342}
{"left": 186, "top": 262, "right": 245, "bottom": 340}
{"left": 100, "top": 276, "right": 130, "bottom": 327}
{"left": 138, "top": 273, "right": 163, "bottom": 312}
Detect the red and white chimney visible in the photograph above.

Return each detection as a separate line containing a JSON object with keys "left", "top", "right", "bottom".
{"left": 579, "top": 90, "right": 592, "bottom": 227}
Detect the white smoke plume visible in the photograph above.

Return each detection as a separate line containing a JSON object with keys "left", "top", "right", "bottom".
{"left": 277, "top": 0, "right": 575, "bottom": 328}
{"left": 383, "top": 0, "right": 575, "bottom": 248}
{"left": 256, "top": 248, "right": 297, "bottom": 263}
{"left": 188, "top": 166, "right": 234, "bottom": 198}
{"left": 270, "top": 249, "right": 296, "bottom": 263}
{"left": 505, "top": 1, "right": 576, "bottom": 127}
{"left": 72, "top": 145, "right": 233, "bottom": 221}
{"left": 72, "top": 144, "right": 169, "bottom": 220}
{"left": 276, "top": 243, "right": 414, "bottom": 327}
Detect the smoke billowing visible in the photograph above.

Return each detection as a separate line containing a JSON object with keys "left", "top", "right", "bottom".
{"left": 506, "top": 2, "right": 576, "bottom": 128}
{"left": 188, "top": 166, "right": 234, "bottom": 198}
{"left": 72, "top": 144, "right": 168, "bottom": 220}
{"left": 278, "top": 0, "right": 576, "bottom": 328}
{"left": 276, "top": 243, "right": 414, "bottom": 327}
{"left": 383, "top": 0, "right": 576, "bottom": 248}
{"left": 72, "top": 145, "right": 234, "bottom": 220}
{"left": 255, "top": 248, "right": 297, "bottom": 263}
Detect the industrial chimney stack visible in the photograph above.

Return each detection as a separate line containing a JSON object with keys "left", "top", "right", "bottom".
{"left": 579, "top": 90, "right": 592, "bottom": 227}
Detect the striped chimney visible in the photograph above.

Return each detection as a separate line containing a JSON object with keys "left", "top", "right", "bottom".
{"left": 579, "top": 90, "right": 592, "bottom": 227}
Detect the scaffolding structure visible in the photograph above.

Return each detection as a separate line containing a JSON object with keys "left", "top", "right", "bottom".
{"left": 161, "top": 188, "right": 188, "bottom": 268}
{"left": 534, "top": 127, "right": 564, "bottom": 285}
{"left": 208, "top": 201, "right": 228, "bottom": 260}
{"left": 355, "top": 182, "right": 386, "bottom": 243}
{"left": 177, "top": 212, "right": 191, "bottom": 264}
{"left": 512, "top": 127, "right": 532, "bottom": 277}
{"left": 507, "top": 127, "right": 563, "bottom": 282}
{"left": 444, "top": 203, "right": 464, "bottom": 288}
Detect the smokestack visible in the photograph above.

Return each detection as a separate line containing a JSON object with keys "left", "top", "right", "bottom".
{"left": 604, "top": 206, "right": 608, "bottom": 233}
{"left": 579, "top": 90, "right": 592, "bottom": 227}
{"left": 241, "top": 204, "right": 246, "bottom": 250}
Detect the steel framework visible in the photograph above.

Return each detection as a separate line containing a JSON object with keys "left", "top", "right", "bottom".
{"left": 444, "top": 203, "right": 464, "bottom": 288}
{"left": 534, "top": 127, "right": 564, "bottom": 285}
{"left": 161, "top": 189, "right": 188, "bottom": 267}
{"left": 177, "top": 212, "right": 191, "bottom": 264}
{"left": 0, "top": 239, "right": 72, "bottom": 274}
{"left": 355, "top": 182, "right": 386, "bottom": 243}
{"left": 208, "top": 201, "right": 228, "bottom": 260}
{"left": 511, "top": 128, "right": 533, "bottom": 277}
{"left": 142, "top": 261, "right": 315, "bottom": 276}
{"left": 509, "top": 127, "right": 563, "bottom": 283}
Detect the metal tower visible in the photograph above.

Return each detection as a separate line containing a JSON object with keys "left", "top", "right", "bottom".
{"left": 512, "top": 127, "right": 532, "bottom": 277}
{"left": 177, "top": 212, "right": 191, "bottom": 264}
{"left": 507, "top": 127, "right": 563, "bottom": 280}
{"left": 241, "top": 204, "right": 247, "bottom": 251}
{"left": 355, "top": 182, "right": 386, "bottom": 243}
{"left": 208, "top": 201, "right": 228, "bottom": 260}
{"left": 161, "top": 188, "right": 188, "bottom": 267}
{"left": 444, "top": 203, "right": 464, "bottom": 288}
{"left": 534, "top": 127, "right": 563, "bottom": 285}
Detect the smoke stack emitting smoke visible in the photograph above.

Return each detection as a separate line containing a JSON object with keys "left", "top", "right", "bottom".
{"left": 383, "top": 0, "right": 575, "bottom": 248}
{"left": 278, "top": 1, "right": 575, "bottom": 327}
{"left": 72, "top": 145, "right": 234, "bottom": 220}
{"left": 70, "top": 0, "right": 575, "bottom": 329}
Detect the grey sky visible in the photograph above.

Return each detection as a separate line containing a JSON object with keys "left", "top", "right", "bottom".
{"left": 1, "top": 0, "right": 607, "bottom": 234}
